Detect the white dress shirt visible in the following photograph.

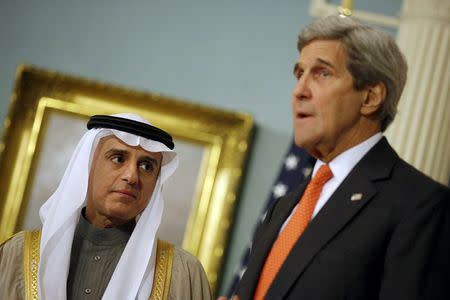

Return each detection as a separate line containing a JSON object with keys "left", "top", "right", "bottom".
{"left": 281, "top": 133, "right": 383, "bottom": 231}
{"left": 311, "top": 133, "right": 382, "bottom": 218}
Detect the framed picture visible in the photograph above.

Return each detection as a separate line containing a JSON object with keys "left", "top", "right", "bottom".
{"left": 0, "top": 65, "right": 254, "bottom": 292}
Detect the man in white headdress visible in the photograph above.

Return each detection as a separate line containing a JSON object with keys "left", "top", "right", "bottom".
{"left": 0, "top": 113, "right": 212, "bottom": 300}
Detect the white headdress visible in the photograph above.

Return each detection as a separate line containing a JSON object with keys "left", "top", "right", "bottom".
{"left": 38, "top": 113, "right": 178, "bottom": 300}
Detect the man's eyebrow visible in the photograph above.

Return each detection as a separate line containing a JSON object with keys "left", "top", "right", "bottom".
{"left": 293, "top": 62, "right": 300, "bottom": 75}
{"left": 316, "top": 58, "right": 336, "bottom": 69}
{"left": 294, "top": 58, "right": 336, "bottom": 73}
{"left": 139, "top": 155, "right": 159, "bottom": 166}
{"left": 105, "top": 148, "right": 160, "bottom": 165}
{"left": 105, "top": 148, "right": 128, "bottom": 156}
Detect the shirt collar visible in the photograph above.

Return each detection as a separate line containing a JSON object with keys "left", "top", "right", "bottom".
{"left": 75, "top": 208, "right": 135, "bottom": 246}
{"left": 313, "top": 133, "right": 383, "bottom": 181}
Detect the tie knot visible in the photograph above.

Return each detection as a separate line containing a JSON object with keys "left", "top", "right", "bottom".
{"left": 311, "top": 164, "right": 333, "bottom": 186}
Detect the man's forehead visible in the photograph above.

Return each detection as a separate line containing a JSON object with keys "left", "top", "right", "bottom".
{"left": 297, "top": 39, "right": 347, "bottom": 67}
{"left": 97, "top": 135, "right": 161, "bottom": 159}
{"left": 98, "top": 135, "right": 128, "bottom": 149}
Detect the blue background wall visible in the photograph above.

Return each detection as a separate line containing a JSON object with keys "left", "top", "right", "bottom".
{"left": 0, "top": 0, "right": 401, "bottom": 294}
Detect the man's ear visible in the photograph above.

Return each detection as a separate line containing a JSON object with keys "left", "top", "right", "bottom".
{"left": 361, "top": 82, "right": 386, "bottom": 116}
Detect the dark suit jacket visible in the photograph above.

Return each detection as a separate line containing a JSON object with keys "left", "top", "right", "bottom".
{"left": 237, "top": 138, "right": 450, "bottom": 300}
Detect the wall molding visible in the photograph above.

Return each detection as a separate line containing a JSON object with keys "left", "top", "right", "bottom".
{"left": 310, "top": 0, "right": 400, "bottom": 28}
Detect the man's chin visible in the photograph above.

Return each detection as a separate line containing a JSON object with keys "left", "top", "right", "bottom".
{"left": 103, "top": 206, "right": 137, "bottom": 223}
{"left": 294, "top": 136, "right": 314, "bottom": 151}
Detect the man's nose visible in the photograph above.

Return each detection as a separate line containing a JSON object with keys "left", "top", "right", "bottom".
{"left": 293, "top": 74, "right": 311, "bottom": 100}
{"left": 122, "top": 163, "right": 139, "bottom": 185}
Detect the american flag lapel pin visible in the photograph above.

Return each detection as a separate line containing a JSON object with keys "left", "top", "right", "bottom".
{"left": 350, "top": 193, "right": 363, "bottom": 201}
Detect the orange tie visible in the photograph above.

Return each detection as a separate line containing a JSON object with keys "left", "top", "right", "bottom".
{"left": 254, "top": 164, "right": 333, "bottom": 300}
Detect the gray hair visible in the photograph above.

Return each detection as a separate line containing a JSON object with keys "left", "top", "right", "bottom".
{"left": 298, "top": 15, "right": 408, "bottom": 131}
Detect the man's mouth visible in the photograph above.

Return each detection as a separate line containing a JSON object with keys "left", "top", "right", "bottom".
{"left": 114, "top": 190, "right": 137, "bottom": 199}
{"left": 296, "top": 112, "right": 313, "bottom": 119}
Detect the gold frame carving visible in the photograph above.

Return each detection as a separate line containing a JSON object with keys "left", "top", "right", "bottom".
{"left": 0, "top": 65, "right": 254, "bottom": 292}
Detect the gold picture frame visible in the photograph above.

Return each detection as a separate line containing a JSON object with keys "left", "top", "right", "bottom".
{"left": 0, "top": 65, "right": 254, "bottom": 292}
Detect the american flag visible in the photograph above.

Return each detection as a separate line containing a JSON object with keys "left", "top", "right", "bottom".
{"left": 226, "top": 139, "right": 316, "bottom": 296}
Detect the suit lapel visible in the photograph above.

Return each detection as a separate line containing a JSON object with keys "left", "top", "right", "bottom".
{"left": 266, "top": 138, "right": 398, "bottom": 299}
{"left": 238, "top": 181, "right": 309, "bottom": 299}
